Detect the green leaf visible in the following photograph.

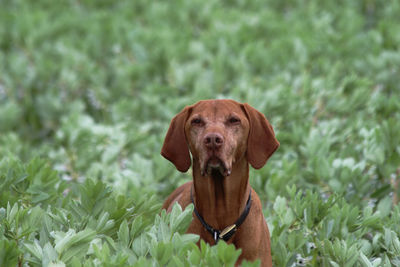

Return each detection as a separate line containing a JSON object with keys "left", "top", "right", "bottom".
{"left": 130, "top": 216, "right": 145, "bottom": 240}
{"left": 42, "top": 243, "right": 58, "bottom": 267}
{"left": 0, "top": 239, "right": 20, "bottom": 267}
{"left": 216, "top": 241, "right": 241, "bottom": 265}
{"left": 48, "top": 260, "right": 66, "bottom": 267}
{"left": 149, "top": 241, "right": 173, "bottom": 265}
{"left": 377, "top": 197, "right": 392, "bottom": 218}
{"left": 359, "top": 252, "right": 373, "bottom": 267}
{"left": 7, "top": 202, "right": 18, "bottom": 223}
{"left": 170, "top": 203, "right": 194, "bottom": 234}
{"left": 52, "top": 229, "right": 96, "bottom": 263}
{"left": 156, "top": 219, "right": 171, "bottom": 242}
{"left": 372, "top": 258, "right": 382, "bottom": 267}
{"left": 283, "top": 207, "right": 295, "bottom": 226}
{"left": 118, "top": 220, "right": 130, "bottom": 247}
{"left": 167, "top": 256, "right": 185, "bottom": 267}
{"left": 24, "top": 240, "right": 43, "bottom": 262}
{"left": 132, "top": 234, "right": 149, "bottom": 257}
{"left": 188, "top": 247, "right": 201, "bottom": 265}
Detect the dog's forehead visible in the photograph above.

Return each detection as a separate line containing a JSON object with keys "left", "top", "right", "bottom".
{"left": 191, "top": 100, "right": 244, "bottom": 117}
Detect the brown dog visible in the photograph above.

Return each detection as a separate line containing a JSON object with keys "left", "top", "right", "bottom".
{"left": 161, "top": 99, "right": 279, "bottom": 266}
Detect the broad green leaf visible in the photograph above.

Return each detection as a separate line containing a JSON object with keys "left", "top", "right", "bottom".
{"left": 24, "top": 240, "right": 43, "bottom": 262}
{"left": 118, "top": 220, "right": 130, "bottom": 247}
{"left": 42, "top": 243, "right": 58, "bottom": 267}
{"left": 132, "top": 234, "right": 149, "bottom": 257}
{"left": 377, "top": 196, "right": 392, "bottom": 218}
{"left": 359, "top": 252, "right": 373, "bottom": 267}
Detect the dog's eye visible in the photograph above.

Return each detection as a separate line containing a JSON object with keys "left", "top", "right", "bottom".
{"left": 228, "top": 117, "right": 240, "bottom": 124}
{"left": 191, "top": 118, "right": 203, "bottom": 125}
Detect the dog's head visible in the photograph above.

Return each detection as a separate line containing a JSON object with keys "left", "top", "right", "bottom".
{"left": 161, "top": 99, "right": 279, "bottom": 177}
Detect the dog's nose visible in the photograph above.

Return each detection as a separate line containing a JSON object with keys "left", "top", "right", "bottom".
{"left": 204, "top": 133, "right": 224, "bottom": 149}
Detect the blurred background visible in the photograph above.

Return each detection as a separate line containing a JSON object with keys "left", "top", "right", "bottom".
{"left": 1, "top": 0, "right": 400, "bottom": 265}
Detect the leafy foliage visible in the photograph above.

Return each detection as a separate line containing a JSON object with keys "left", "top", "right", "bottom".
{"left": 1, "top": 0, "right": 400, "bottom": 266}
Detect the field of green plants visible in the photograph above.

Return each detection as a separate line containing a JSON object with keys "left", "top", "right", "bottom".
{"left": 1, "top": 0, "right": 400, "bottom": 266}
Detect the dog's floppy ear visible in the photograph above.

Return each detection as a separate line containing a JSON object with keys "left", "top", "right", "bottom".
{"left": 161, "top": 106, "right": 192, "bottom": 172}
{"left": 242, "top": 103, "right": 279, "bottom": 169}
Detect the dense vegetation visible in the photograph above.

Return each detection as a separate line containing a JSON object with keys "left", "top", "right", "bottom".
{"left": 1, "top": 0, "right": 399, "bottom": 266}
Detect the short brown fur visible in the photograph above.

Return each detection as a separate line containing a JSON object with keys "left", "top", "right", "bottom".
{"left": 161, "top": 99, "right": 279, "bottom": 266}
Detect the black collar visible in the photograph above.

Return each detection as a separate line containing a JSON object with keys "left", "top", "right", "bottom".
{"left": 190, "top": 188, "right": 252, "bottom": 244}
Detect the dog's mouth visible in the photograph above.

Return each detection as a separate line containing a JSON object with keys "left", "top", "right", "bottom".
{"left": 201, "top": 156, "right": 231, "bottom": 177}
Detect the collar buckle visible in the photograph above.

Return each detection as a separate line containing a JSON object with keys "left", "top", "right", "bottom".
{"left": 219, "top": 224, "right": 237, "bottom": 241}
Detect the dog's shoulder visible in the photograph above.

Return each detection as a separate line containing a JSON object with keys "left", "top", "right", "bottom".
{"left": 162, "top": 181, "right": 193, "bottom": 212}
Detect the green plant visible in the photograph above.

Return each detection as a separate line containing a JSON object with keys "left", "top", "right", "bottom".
{"left": 1, "top": 0, "right": 399, "bottom": 265}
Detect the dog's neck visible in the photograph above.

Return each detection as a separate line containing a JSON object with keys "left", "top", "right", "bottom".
{"left": 192, "top": 157, "right": 251, "bottom": 230}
